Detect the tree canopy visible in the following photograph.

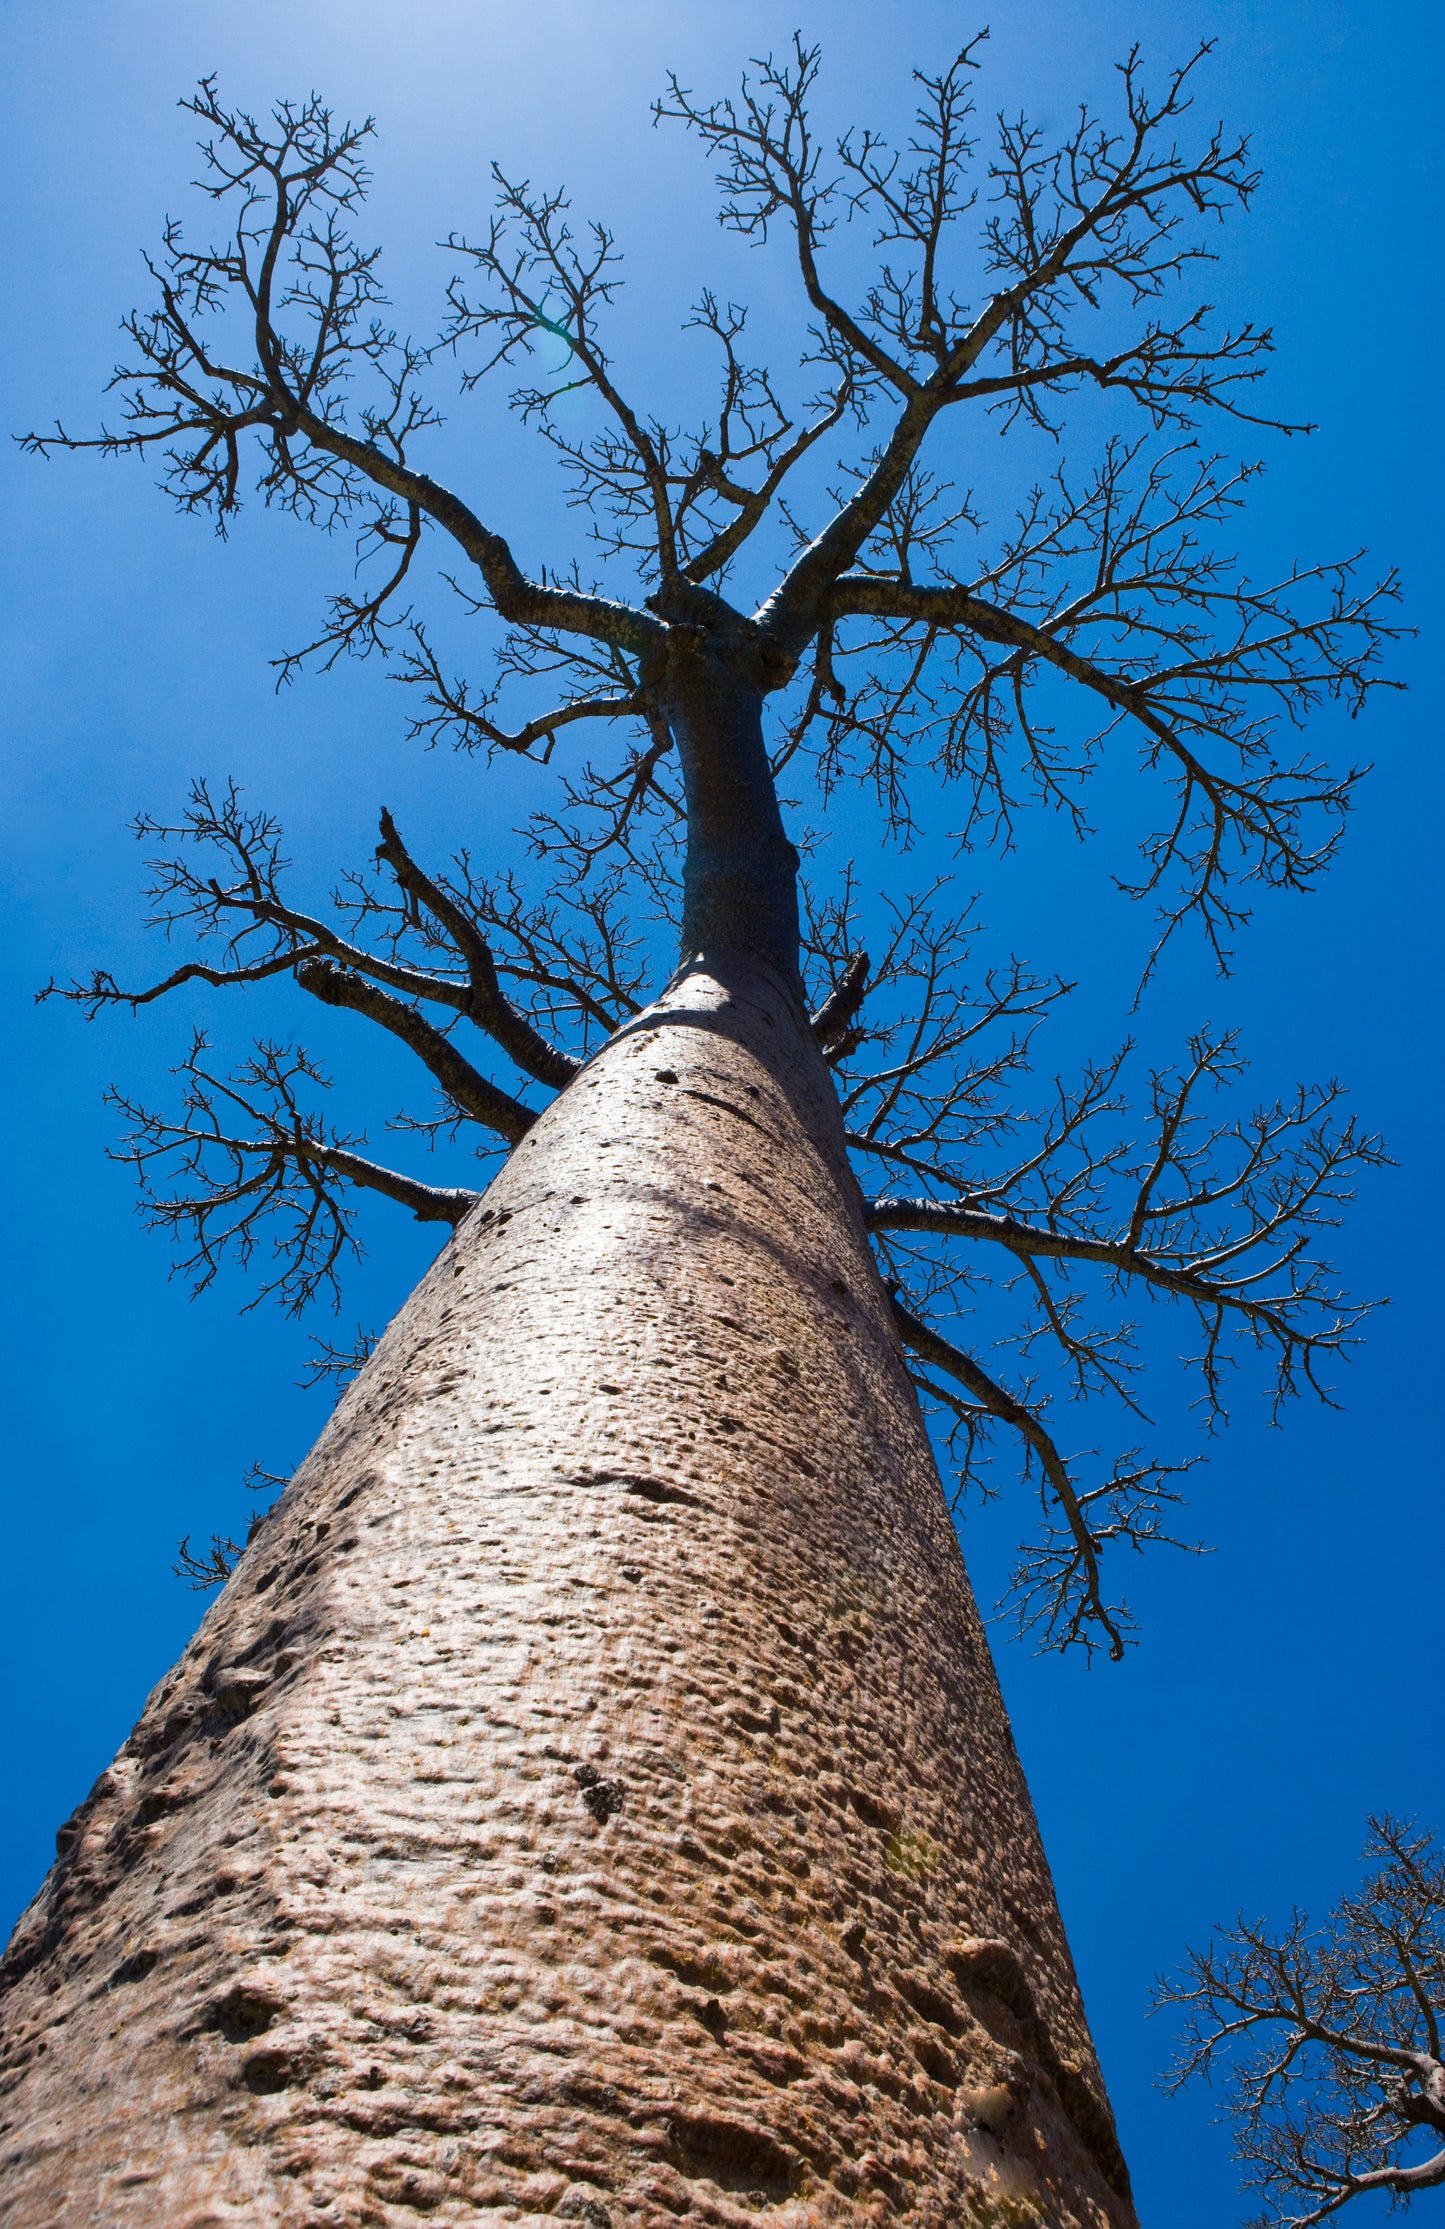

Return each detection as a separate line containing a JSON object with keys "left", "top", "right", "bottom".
{"left": 31, "top": 37, "right": 1398, "bottom": 1662}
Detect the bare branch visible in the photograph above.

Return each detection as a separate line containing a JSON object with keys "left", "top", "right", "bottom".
{"left": 656, "top": 38, "right": 1284, "bottom": 651}
{"left": 111, "top": 1033, "right": 477, "bottom": 1316}
{"left": 865, "top": 1064, "right": 1376, "bottom": 1421}
{"left": 829, "top": 957, "right": 1378, "bottom": 1651}
{"left": 396, "top": 622, "right": 645, "bottom": 761}
{"left": 821, "top": 497, "right": 1401, "bottom": 966}
{"left": 43, "top": 782, "right": 578, "bottom": 1104}
{"left": 41, "top": 780, "right": 490, "bottom": 1023}
{"left": 858, "top": 1016, "right": 1381, "bottom": 1414}
{"left": 374, "top": 809, "right": 578, "bottom": 1088}
{"left": 294, "top": 957, "right": 536, "bottom": 1144}
{"left": 20, "top": 80, "right": 660, "bottom": 658}
{"left": 173, "top": 1532, "right": 245, "bottom": 1591}
{"left": 889, "top": 1289, "right": 1193, "bottom": 1659}
{"left": 298, "top": 1323, "right": 378, "bottom": 1390}
{"left": 810, "top": 949, "right": 870, "bottom": 1049}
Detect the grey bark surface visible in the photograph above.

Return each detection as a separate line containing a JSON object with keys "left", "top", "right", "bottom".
{"left": 0, "top": 958, "right": 1132, "bottom": 2227}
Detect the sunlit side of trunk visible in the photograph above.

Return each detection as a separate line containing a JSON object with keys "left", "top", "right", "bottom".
{"left": 0, "top": 953, "right": 1130, "bottom": 2228}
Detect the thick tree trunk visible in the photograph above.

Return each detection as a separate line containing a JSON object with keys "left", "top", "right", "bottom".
{"left": 0, "top": 956, "right": 1134, "bottom": 2228}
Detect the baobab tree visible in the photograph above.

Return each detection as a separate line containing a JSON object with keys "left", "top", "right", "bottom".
{"left": 1160, "top": 1817, "right": 1445, "bottom": 2226}
{"left": 0, "top": 38, "right": 1396, "bottom": 2228}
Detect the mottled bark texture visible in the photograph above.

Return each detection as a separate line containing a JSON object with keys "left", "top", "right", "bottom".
{"left": 0, "top": 958, "right": 1131, "bottom": 2228}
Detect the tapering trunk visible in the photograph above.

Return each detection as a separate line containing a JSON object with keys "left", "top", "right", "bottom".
{"left": 663, "top": 638, "right": 802, "bottom": 980}
{"left": 0, "top": 953, "right": 1131, "bottom": 2227}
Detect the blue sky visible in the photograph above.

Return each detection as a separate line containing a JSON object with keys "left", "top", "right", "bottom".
{"left": 2, "top": 3, "right": 1441, "bottom": 2221}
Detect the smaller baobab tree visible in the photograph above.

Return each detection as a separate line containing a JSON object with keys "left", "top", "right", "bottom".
{"left": 1160, "top": 1817, "right": 1445, "bottom": 2227}
{"left": 0, "top": 35, "right": 1400, "bottom": 2229}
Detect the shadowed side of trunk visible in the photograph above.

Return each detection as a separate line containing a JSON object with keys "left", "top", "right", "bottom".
{"left": 663, "top": 634, "right": 802, "bottom": 981}
{"left": 0, "top": 957, "right": 1133, "bottom": 2229}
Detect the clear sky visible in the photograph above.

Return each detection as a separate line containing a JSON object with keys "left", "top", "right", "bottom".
{"left": 1, "top": 4, "right": 1440, "bottom": 2222}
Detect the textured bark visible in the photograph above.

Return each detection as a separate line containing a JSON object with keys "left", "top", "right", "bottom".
{"left": 0, "top": 957, "right": 1134, "bottom": 2228}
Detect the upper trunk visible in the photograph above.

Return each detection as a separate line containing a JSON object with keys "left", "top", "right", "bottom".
{"left": 663, "top": 634, "right": 801, "bottom": 981}
{"left": 0, "top": 956, "right": 1133, "bottom": 2229}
